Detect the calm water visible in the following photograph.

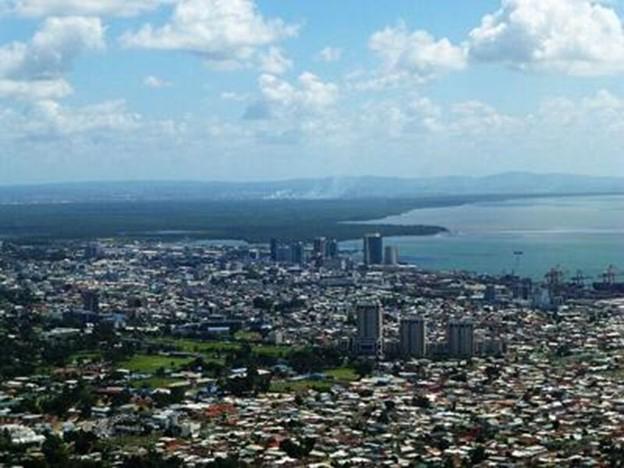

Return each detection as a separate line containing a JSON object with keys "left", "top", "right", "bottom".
{"left": 343, "top": 195, "right": 624, "bottom": 279}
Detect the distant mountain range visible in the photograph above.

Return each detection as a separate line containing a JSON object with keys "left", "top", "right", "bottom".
{"left": 1, "top": 172, "right": 623, "bottom": 203}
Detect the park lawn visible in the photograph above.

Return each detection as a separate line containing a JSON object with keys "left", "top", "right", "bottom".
{"left": 118, "top": 354, "right": 193, "bottom": 374}
{"left": 155, "top": 337, "right": 295, "bottom": 359}
{"left": 325, "top": 367, "right": 359, "bottom": 382}
{"left": 130, "top": 377, "right": 185, "bottom": 389}
{"left": 269, "top": 379, "right": 333, "bottom": 394}
{"left": 234, "top": 330, "right": 262, "bottom": 342}
{"left": 69, "top": 351, "right": 102, "bottom": 364}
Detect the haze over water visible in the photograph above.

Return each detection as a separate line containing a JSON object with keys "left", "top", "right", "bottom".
{"left": 346, "top": 195, "right": 624, "bottom": 279}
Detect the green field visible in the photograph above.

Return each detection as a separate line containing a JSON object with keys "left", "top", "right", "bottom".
{"left": 270, "top": 367, "right": 359, "bottom": 394}
{"left": 156, "top": 337, "right": 294, "bottom": 359}
{"left": 118, "top": 354, "right": 194, "bottom": 374}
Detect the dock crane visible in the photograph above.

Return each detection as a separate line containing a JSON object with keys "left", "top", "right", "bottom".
{"left": 593, "top": 265, "right": 624, "bottom": 293}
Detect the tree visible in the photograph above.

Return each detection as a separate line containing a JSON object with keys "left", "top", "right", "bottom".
{"left": 353, "top": 359, "right": 374, "bottom": 378}
{"left": 41, "top": 434, "right": 70, "bottom": 467}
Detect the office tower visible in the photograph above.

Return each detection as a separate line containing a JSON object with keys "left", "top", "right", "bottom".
{"left": 327, "top": 238, "right": 339, "bottom": 258}
{"left": 354, "top": 301, "right": 383, "bottom": 356}
{"left": 363, "top": 233, "right": 383, "bottom": 266}
{"left": 484, "top": 284, "right": 497, "bottom": 303}
{"left": 384, "top": 246, "right": 399, "bottom": 266}
{"left": 270, "top": 238, "right": 279, "bottom": 262}
{"left": 84, "top": 242, "right": 104, "bottom": 260}
{"left": 400, "top": 316, "right": 426, "bottom": 357}
{"left": 291, "top": 242, "right": 305, "bottom": 265}
{"left": 82, "top": 290, "right": 100, "bottom": 313}
{"left": 313, "top": 237, "right": 327, "bottom": 258}
{"left": 447, "top": 320, "right": 475, "bottom": 358}
{"left": 276, "top": 245, "right": 293, "bottom": 263}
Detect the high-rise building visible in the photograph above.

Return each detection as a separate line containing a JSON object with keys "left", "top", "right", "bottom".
{"left": 82, "top": 290, "right": 100, "bottom": 314}
{"left": 275, "top": 245, "right": 293, "bottom": 263}
{"left": 313, "top": 237, "right": 327, "bottom": 258}
{"left": 384, "top": 246, "right": 399, "bottom": 266}
{"left": 447, "top": 320, "right": 475, "bottom": 358}
{"left": 400, "top": 316, "right": 426, "bottom": 357}
{"left": 363, "top": 233, "right": 383, "bottom": 266}
{"left": 327, "top": 238, "right": 339, "bottom": 259}
{"left": 269, "top": 238, "right": 279, "bottom": 262}
{"left": 84, "top": 242, "right": 104, "bottom": 260}
{"left": 354, "top": 301, "right": 383, "bottom": 356}
{"left": 291, "top": 242, "right": 305, "bottom": 265}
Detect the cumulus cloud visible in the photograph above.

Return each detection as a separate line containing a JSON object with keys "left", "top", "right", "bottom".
{"left": 0, "top": 0, "right": 173, "bottom": 17}
{"left": 0, "top": 78, "right": 72, "bottom": 100}
{"left": 252, "top": 72, "right": 338, "bottom": 118}
{"left": 0, "top": 16, "right": 104, "bottom": 100}
{"left": 259, "top": 47, "right": 292, "bottom": 75}
{"left": 317, "top": 46, "right": 343, "bottom": 63}
{"left": 121, "top": 0, "right": 298, "bottom": 69}
{"left": 365, "top": 23, "right": 466, "bottom": 88}
{"left": 144, "top": 75, "right": 172, "bottom": 88}
{"left": 26, "top": 99, "right": 142, "bottom": 136}
{"left": 468, "top": 0, "right": 624, "bottom": 75}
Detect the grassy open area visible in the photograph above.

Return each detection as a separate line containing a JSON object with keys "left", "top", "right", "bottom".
{"left": 269, "top": 379, "right": 334, "bottom": 394}
{"left": 130, "top": 377, "right": 185, "bottom": 389}
{"left": 325, "top": 367, "right": 359, "bottom": 381}
{"left": 155, "top": 337, "right": 294, "bottom": 359}
{"left": 270, "top": 366, "right": 360, "bottom": 394}
{"left": 118, "top": 354, "right": 194, "bottom": 374}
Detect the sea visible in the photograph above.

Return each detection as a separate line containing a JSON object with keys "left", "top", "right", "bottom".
{"left": 341, "top": 195, "right": 624, "bottom": 280}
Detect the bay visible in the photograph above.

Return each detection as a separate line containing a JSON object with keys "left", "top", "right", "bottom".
{"left": 342, "top": 195, "right": 624, "bottom": 279}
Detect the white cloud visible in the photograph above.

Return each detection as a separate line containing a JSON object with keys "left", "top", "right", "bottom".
{"left": 468, "top": 0, "right": 624, "bottom": 75}
{"left": 0, "top": 16, "right": 104, "bottom": 100}
{"left": 27, "top": 99, "right": 142, "bottom": 136}
{"left": 121, "top": 0, "right": 297, "bottom": 69}
{"left": 144, "top": 75, "right": 172, "bottom": 88}
{"left": 0, "top": 78, "right": 72, "bottom": 100}
{"left": 254, "top": 72, "right": 339, "bottom": 117}
{"left": 317, "top": 46, "right": 343, "bottom": 63}
{"left": 0, "top": 16, "right": 105, "bottom": 80}
{"left": 259, "top": 46, "right": 292, "bottom": 75}
{"left": 0, "top": 0, "right": 173, "bottom": 17}
{"left": 365, "top": 23, "right": 466, "bottom": 88}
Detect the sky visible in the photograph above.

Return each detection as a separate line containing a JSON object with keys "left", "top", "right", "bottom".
{"left": 1, "top": 0, "right": 624, "bottom": 184}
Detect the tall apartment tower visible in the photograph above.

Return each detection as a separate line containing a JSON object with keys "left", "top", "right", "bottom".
{"left": 355, "top": 301, "right": 384, "bottom": 356}
{"left": 313, "top": 237, "right": 327, "bottom": 258}
{"left": 384, "top": 246, "right": 399, "bottom": 266}
{"left": 269, "top": 238, "right": 279, "bottom": 262}
{"left": 447, "top": 320, "right": 475, "bottom": 358}
{"left": 291, "top": 242, "right": 305, "bottom": 265}
{"left": 82, "top": 289, "right": 100, "bottom": 314}
{"left": 363, "top": 233, "right": 383, "bottom": 266}
{"left": 400, "top": 316, "right": 427, "bottom": 358}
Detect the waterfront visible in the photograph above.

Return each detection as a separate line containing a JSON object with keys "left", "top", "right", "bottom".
{"left": 345, "top": 195, "right": 624, "bottom": 278}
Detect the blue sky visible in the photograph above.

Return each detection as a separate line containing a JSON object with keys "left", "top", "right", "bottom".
{"left": 0, "top": 0, "right": 624, "bottom": 184}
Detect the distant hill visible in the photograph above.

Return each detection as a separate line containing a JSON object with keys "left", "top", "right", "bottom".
{"left": 1, "top": 172, "right": 623, "bottom": 203}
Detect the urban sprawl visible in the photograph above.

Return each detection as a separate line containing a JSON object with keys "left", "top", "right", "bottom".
{"left": 1, "top": 235, "right": 624, "bottom": 467}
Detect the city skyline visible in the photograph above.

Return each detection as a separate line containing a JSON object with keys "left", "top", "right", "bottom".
{"left": 2, "top": 0, "right": 624, "bottom": 184}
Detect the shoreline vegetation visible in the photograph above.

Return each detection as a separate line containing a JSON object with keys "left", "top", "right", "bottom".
{"left": 0, "top": 192, "right": 621, "bottom": 243}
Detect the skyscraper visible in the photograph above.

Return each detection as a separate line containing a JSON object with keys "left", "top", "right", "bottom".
{"left": 270, "top": 238, "right": 279, "bottom": 262}
{"left": 313, "top": 237, "right": 327, "bottom": 258}
{"left": 354, "top": 301, "right": 383, "bottom": 356}
{"left": 447, "top": 320, "right": 475, "bottom": 358}
{"left": 82, "top": 289, "right": 100, "bottom": 314}
{"left": 327, "top": 238, "right": 339, "bottom": 258}
{"left": 363, "top": 233, "right": 383, "bottom": 266}
{"left": 400, "top": 316, "right": 426, "bottom": 358}
{"left": 384, "top": 246, "right": 399, "bottom": 266}
{"left": 291, "top": 241, "right": 305, "bottom": 265}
